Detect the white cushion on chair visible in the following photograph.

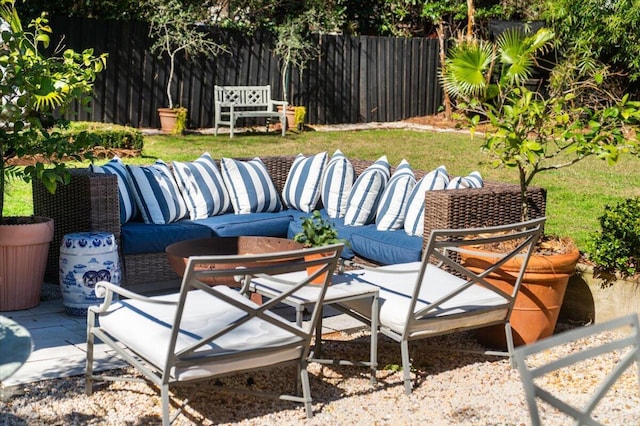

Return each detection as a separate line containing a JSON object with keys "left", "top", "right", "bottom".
{"left": 221, "top": 157, "right": 283, "bottom": 214}
{"left": 376, "top": 159, "right": 416, "bottom": 231}
{"left": 90, "top": 156, "right": 137, "bottom": 224}
{"left": 321, "top": 149, "right": 355, "bottom": 218}
{"left": 342, "top": 263, "right": 509, "bottom": 335}
{"left": 344, "top": 155, "right": 390, "bottom": 226}
{"left": 172, "top": 152, "right": 231, "bottom": 219}
{"left": 98, "top": 287, "right": 304, "bottom": 381}
{"left": 127, "top": 161, "right": 189, "bottom": 224}
{"left": 282, "top": 152, "right": 327, "bottom": 213}
{"left": 404, "top": 165, "right": 449, "bottom": 237}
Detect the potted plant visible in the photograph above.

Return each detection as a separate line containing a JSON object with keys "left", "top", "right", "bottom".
{"left": 0, "top": 0, "right": 107, "bottom": 310}
{"left": 143, "top": 0, "right": 225, "bottom": 134}
{"left": 293, "top": 210, "right": 346, "bottom": 283}
{"left": 442, "top": 26, "right": 640, "bottom": 346}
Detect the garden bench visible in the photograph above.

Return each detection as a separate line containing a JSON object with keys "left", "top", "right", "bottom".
{"left": 214, "top": 85, "right": 287, "bottom": 138}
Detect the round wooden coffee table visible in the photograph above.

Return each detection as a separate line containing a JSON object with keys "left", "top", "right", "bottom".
{"left": 166, "top": 236, "right": 303, "bottom": 286}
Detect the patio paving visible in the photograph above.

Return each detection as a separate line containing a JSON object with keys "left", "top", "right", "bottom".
{"left": 0, "top": 283, "right": 365, "bottom": 401}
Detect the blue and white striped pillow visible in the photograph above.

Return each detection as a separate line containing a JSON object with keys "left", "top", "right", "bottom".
{"left": 344, "top": 155, "right": 390, "bottom": 226}
{"left": 127, "top": 161, "right": 189, "bottom": 224}
{"left": 90, "top": 156, "right": 137, "bottom": 224}
{"left": 447, "top": 171, "right": 483, "bottom": 189}
{"left": 282, "top": 152, "right": 327, "bottom": 213}
{"left": 376, "top": 159, "right": 416, "bottom": 231}
{"left": 404, "top": 165, "right": 449, "bottom": 237}
{"left": 221, "top": 157, "right": 283, "bottom": 214}
{"left": 172, "top": 153, "right": 231, "bottom": 219}
{"left": 321, "top": 149, "right": 355, "bottom": 218}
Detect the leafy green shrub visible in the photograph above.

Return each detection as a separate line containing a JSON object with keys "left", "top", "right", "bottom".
{"left": 588, "top": 198, "right": 640, "bottom": 279}
{"left": 63, "top": 122, "right": 144, "bottom": 150}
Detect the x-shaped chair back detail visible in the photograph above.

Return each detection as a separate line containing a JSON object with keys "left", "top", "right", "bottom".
{"left": 514, "top": 314, "right": 640, "bottom": 426}
{"left": 86, "top": 243, "right": 343, "bottom": 425}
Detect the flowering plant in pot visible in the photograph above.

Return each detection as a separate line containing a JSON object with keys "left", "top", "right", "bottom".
{"left": 0, "top": 0, "right": 107, "bottom": 310}
{"left": 293, "top": 210, "right": 347, "bottom": 284}
{"left": 442, "top": 26, "right": 640, "bottom": 345}
{"left": 143, "top": 0, "right": 225, "bottom": 133}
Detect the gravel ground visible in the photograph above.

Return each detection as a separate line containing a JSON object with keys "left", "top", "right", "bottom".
{"left": 1, "top": 325, "right": 639, "bottom": 425}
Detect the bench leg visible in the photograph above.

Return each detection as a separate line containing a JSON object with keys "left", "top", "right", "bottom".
{"left": 281, "top": 115, "right": 286, "bottom": 137}
{"left": 230, "top": 118, "right": 234, "bottom": 138}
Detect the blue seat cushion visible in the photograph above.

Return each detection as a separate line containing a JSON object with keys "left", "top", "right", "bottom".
{"left": 186, "top": 210, "right": 295, "bottom": 237}
{"left": 349, "top": 226, "right": 422, "bottom": 265}
{"left": 121, "top": 221, "right": 213, "bottom": 255}
{"left": 287, "top": 209, "right": 355, "bottom": 259}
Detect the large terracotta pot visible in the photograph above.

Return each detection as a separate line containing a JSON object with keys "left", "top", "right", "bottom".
{"left": 277, "top": 105, "right": 296, "bottom": 130}
{"left": 462, "top": 247, "right": 580, "bottom": 348}
{"left": 158, "top": 107, "right": 178, "bottom": 133}
{"left": 0, "top": 217, "right": 54, "bottom": 311}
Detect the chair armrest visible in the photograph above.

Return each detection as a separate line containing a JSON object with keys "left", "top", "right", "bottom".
{"left": 270, "top": 100, "right": 288, "bottom": 107}
{"left": 33, "top": 168, "right": 121, "bottom": 281}
{"left": 91, "top": 281, "right": 177, "bottom": 313}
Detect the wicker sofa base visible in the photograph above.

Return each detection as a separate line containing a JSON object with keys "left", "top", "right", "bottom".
{"left": 33, "top": 155, "right": 546, "bottom": 294}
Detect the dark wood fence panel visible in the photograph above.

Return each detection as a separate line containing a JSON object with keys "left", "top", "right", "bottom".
{"left": 51, "top": 17, "right": 442, "bottom": 128}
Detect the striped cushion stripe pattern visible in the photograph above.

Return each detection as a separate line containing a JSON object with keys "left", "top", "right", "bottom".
{"left": 90, "top": 156, "right": 137, "bottom": 224}
{"left": 172, "top": 152, "right": 231, "bottom": 219}
{"left": 344, "top": 155, "right": 390, "bottom": 226}
{"left": 321, "top": 149, "right": 355, "bottom": 219}
{"left": 127, "top": 161, "right": 189, "bottom": 224}
{"left": 221, "top": 157, "right": 283, "bottom": 214}
{"left": 404, "top": 165, "right": 449, "bottom": 237}
{"left": 447, "top": 171, "right": 483, "bottom": 189}
{"left": 282, "top": 152, "right": 327, "bottom": 213}
{"left": 376, "top": 159, "right": 416, "bottom": 231}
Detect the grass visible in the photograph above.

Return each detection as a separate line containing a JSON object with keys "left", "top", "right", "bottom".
{"left": 6, "top": 128, "right": 640, "bottom": 251}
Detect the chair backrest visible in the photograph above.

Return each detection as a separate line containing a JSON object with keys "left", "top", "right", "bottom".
{"left": 164, "top": 243, "right": 343, "bottom": 374}
{"left": 405, "top": 217, "right": 545, "bottom": 334}
{"left": 214, "top": 85, "right": 272, "bottom": 106}
{"left": 514, "top": 314, "right": 640, "bottom": 426}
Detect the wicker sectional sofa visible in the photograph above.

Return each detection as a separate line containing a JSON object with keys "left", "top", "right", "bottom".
{"left": 33, "top": 155, "right": 546, "bottom": 294}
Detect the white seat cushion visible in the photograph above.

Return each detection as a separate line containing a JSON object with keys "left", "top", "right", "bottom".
{"left": 221, "top": 157, "right": 283, "bottom": 214}
{"left": 282, "top": 152, "right": 327, "bottom": 213}
{"left": 342, "top": 263, "right": 509, "bottom": 335}
{"left": 321, "top": 149, "right": 355, "bottom": 218}
{"left": 376, "top": 159, "right": 416, "bottom": 231}
{"left": 172, "top": 152, "right": 232, "bottom": 219}
{"left": 98, "top": 287, "right": 304, "bottom": 381}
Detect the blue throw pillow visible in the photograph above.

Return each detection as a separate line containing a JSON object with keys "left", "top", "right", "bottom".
{"left": 376, "top": 159, "right": 416, "bottom": 231}
{"left": 221, "top": 157, "right": 283, "bottom": 214}
{"left": 404, "top": 165, "right": 449, "bottom": 237}
{"left": 127, "top": 161, "right": 189, "bottom": 224}
{"left": 344, "top": 155, "right": 390, "bottom": 226}
{"left": 172, "top": 152, "right": 231, "bottom": 219}
{"left": 90, "top": 156, "right": 137, "bottom": 224}
{"left": 321, "top": 149, "right": 355, "bottom": 219}
{"left": 282, "top": 152, "right": 327, "bottom": 213}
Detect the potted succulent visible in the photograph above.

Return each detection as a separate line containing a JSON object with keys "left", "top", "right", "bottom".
{"left": 443, "top": 26, "right": 640, "bottom": 346}
{"left": 143, "top": 0, "right": 225, "bottom": 134}
{"left": 294, "top": 210, "right": 346, "bottom": 283}
{"left": 0, "top": 0, "right": 107, "bottom": 310}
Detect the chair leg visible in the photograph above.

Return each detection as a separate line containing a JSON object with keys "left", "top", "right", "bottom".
{"left": 505, "top": 322, "right": 517, "bottom": 368}
{"left": 161, "top": 384, "right": 171, "bottom": 426}
{"left": 85, "top": 318, "right": 95, "bottom": 395}
{"left": 299, "top": 363, "right": 314, "bottom": 418}
{"left": 401, "top": 339, "right": 412, "bottom": 395}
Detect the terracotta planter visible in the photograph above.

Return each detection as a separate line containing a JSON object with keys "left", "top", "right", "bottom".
{"left": 305, "top": 253, "right": 331, "bottom": 285}
{"left": 158, "top": 107, "right": 178, "bottom": 133}
{"left": 277, "top": 105, "right": 296, "bottom": 131}
{"left": 462, "top": 247, "right": 580, "bottom": 348}
{"left": 0, "top": 217, "right": 54, "bottom": 311}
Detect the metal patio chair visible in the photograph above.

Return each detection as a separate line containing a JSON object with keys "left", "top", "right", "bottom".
{"left": 338, "top": 218, "right": 545, "bottom": 394}
{"left": 85, "top": 243, "right": 343, "bottom": 425}
{"left": 514, "top": 314, "right": 640, "bottom": 426}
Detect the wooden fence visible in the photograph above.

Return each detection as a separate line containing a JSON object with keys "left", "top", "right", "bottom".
{"left": 53, "top": 17, "right": 443, "bottom": 128}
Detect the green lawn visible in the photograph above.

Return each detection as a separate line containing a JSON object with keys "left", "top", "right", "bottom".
{"left": 6, "top": 128, "right": 640, "bottom": 251}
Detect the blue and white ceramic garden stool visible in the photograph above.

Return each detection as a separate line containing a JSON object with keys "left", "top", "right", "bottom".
{"left": 59, "top": 232, "right": 121, "bottom": 316}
